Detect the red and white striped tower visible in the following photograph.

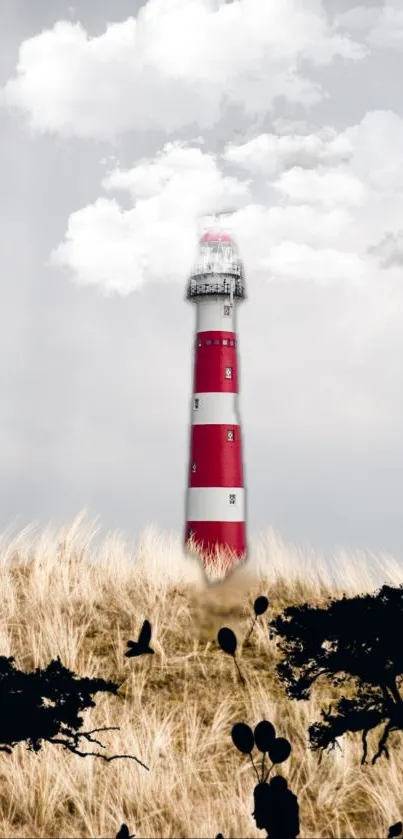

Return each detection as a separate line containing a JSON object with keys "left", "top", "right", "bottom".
{"left": 184, "top": 223, "right": 247, "bottom": 566}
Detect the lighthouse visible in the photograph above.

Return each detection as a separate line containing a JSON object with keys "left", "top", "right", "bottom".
{"left": 184, "top": 224, "right": 247, "bottom": 567}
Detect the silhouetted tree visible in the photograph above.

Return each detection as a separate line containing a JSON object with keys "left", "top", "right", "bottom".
{"left": 270, "top": 584, "right": 403, "bottom": 764}
{"left": 0, "top": 655, "right": 148, "bottom": 768}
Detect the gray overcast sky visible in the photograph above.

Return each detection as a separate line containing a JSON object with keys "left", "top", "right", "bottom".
{"left": 2, "top": 0, "right": 403, "bottom": 561}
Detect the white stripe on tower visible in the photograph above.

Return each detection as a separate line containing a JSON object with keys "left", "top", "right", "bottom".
{"left": 196, "top": 297, "right": 236, "bottom": 332}
{"left": 187, "top": 487, "right": 245, "bottom": 521}
{"left": 191, "top": 392, "right": 240, "bottom": 425}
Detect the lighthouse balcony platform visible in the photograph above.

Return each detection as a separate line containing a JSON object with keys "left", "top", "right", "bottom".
{"left": 186, "top": 275, "right": 246, "bottom": 300}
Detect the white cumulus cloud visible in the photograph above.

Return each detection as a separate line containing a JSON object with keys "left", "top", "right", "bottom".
{"left": 48, "top": 107, "right": 403, "bottom": 295}
{"left": 1, "top": 0, "right": 367, "bottom": 140}
{"left": 262, "top": 242, "right": 365, "bottom": 285}
{"left": 224, "top": 128, "right": 354, "bottom": 177}
{"left": 336, "top": 4, "right": 403, "bottom": 49}
{"left": 50, "top": 112, "right": 392, "bottom": 294}
{"left": 50, "top": 142, "right": 251, "bottom": 293}
{"left": 273, "top": 167, "right": 366, "bottom": 207}
{"left": 337, "top": 110, "right": 403, "bottom": 194}
{"left": 369, "top": 231, "right": 403, "bottom": 268}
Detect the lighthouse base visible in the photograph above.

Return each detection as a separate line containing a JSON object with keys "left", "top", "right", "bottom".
{"left": 185, "top": 520, "right": 246, "bottom": 567}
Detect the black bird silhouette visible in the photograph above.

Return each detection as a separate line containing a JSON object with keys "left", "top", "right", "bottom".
{"left": 116, "top": 824, "right": 135, "bottom": 839}
{"left": 388, "top": 823, "right": 403, "bottom": 838}
{"left": 125, "top": 620, "right": 154, "bottom": 658}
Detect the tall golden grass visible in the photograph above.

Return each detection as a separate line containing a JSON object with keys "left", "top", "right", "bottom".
{"left": 0, "top": 509, "right": 402, "bottom": 838}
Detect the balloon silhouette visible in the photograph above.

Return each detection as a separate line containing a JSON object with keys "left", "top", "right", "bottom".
{"left": 217, "top": 627, "right": 246, "bottom": 685}
{"left": 244, "top": 595, "right": 269, "bottom": 645}
{"left": 254, "top": 720, "right": 276, "bottom": 754}
{"left": 254, "top": 596, "right": 269, "bottom": 616}
{"left": 268, "top": 737, "right": 291, "bottom": 765}
{"left": 231, "top": 722, "right": 255, "bottom": 754}
{"left": 254, "top": 720, "right": 276, "bottom": 781}
{"left": 217, "top": 627, "right": 237, "bottom": 657}
{"left": 231, "top": 721, "right": 260, "bottom": 782}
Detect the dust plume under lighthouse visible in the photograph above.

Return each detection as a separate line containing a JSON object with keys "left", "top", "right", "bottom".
{"left": 184, "top": 219, "right": 247, "bottom": 568}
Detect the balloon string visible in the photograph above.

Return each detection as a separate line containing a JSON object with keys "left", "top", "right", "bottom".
{"left": 248, "top": 752, "right": 260, "bottom": 784}
{"left": 261, "top": 752, "right": 266, "bottom": 783}
{"left": 263, "top": 762, "right": 274, "bottom": 783}
{"left": 244, "top": 616, "right": 257, "bottom": 646}
{"left": 234, "top": 656, "right": 246, "bottom": 686}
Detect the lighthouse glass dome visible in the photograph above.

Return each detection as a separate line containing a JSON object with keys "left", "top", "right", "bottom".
{"left": 186, "top": 230, "right": 246, "bottom": 300}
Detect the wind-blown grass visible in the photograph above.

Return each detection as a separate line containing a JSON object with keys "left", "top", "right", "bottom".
{"left": 0, "top": 509, "right": 402, "bottom": 838}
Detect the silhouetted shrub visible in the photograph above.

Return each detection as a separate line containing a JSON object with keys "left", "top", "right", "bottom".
{"left": 270, "top": 584, "right": 403, "bottom": 764}
{"left": 0, "top": 655, "right": 148, "bottom": 768}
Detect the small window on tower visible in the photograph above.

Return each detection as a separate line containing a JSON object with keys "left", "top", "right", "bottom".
{"left": 227, "top": 429, "right": 234, "bottom": 441}
{"left": 197, "top": 339, "right": 202, "bottom": 347}
{"left": 229, "top": 493, "right": 236, "bottom": 505}
{"left": 222, "top": 339, "right": 228, "bottom": 346}
{"left": 206, "top": 339, "right": 212, "bottom": 345}
{"left": 194, "top": 398, "right": 199, "bottom": 409}
{"left": 214, "top": 339, "right": 220, "bottom": 345}
{"left": 191, "top": 462, "right": 196, "bottom": 473}
{"left": 225, "top": 367, "right": 233, "bottom": 379}
{"left": 224, "top": 305, "right": 230, "bottom": 316}
{"left": 230, "top": 340, "right": 234, "bottom": 346}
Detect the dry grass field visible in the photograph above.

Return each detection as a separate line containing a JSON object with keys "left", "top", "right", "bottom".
{"left": 0, "top": 509, "right": 403, "bottom": 838}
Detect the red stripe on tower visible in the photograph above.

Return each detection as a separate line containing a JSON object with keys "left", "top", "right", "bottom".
{"left": 194, "top": 332, "right": 239, "bottom": 392}
{"left": 189, "top": 425, "right": 244, "bottom": 487}
{"left": 184, "top": 227, "right": 247, "bottom": 568}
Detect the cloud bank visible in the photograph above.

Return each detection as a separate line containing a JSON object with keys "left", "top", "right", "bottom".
{"left": 1, "top": 0, "right": 367, "bottom": 140}
{"left": 3, "top": 1, "right": 402, "bottom": 296}
{"left": 335, "top": 3, "right": 403, "bottom": 50}
{"left": 50, "top": 109, "right": 403, "bottom": 294}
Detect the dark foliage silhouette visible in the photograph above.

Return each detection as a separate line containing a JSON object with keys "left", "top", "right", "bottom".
{"left": 270, "top": 584, "right": 403, "bottom": 764}
{"left": 389, "top": 823, "right": 403, "bottom": 838}
{"left": 217, "top": 627, "right": 245, "bottom": 685}
{"left": 125, "top": 619, "right": 155, "bottom": 658}
{"left": 0, "top": 655, "right": 148, "bottom": 769}
{"left": 252, "top": 777, "right": 300, "bottom": 838}
{"left": 244, "top": 595, "right": 269, "bottom": 645}
{"left": 116, "top": 824, "right": 135, "bottom": 839}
